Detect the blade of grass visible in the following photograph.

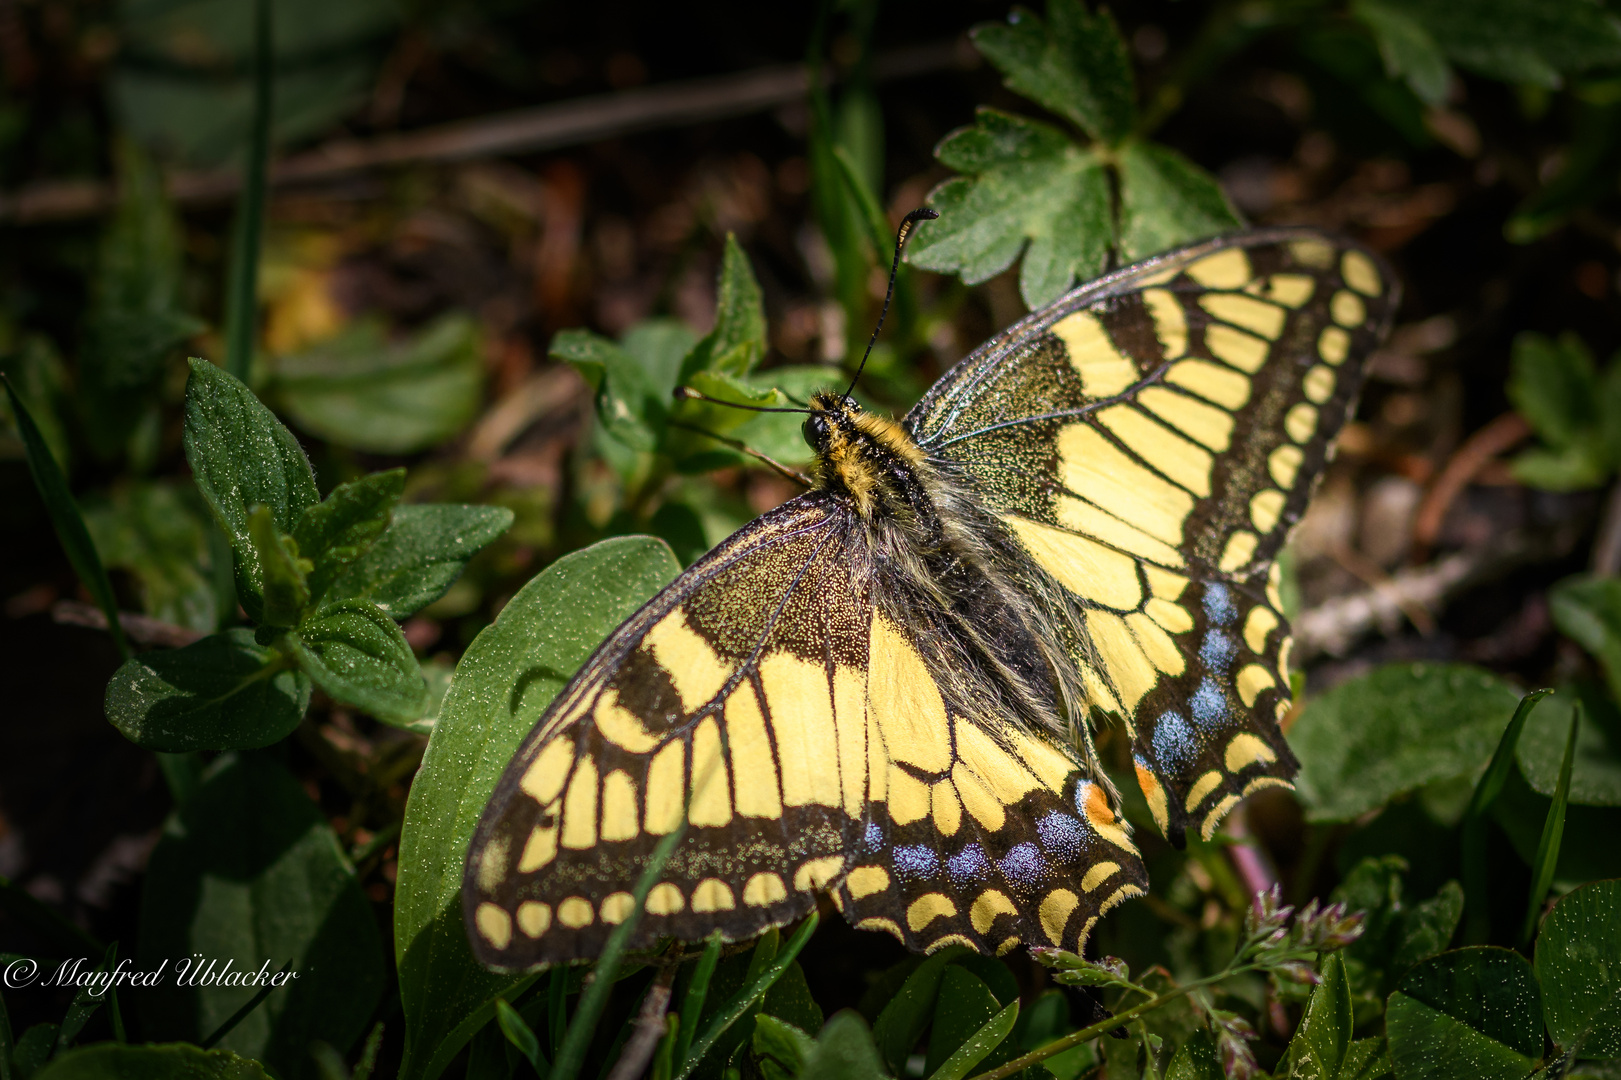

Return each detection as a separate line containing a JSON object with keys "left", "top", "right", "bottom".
{"left": 3, "top": 376, "right": 129, "bottom": 660}
{"left": 352, "top": 1021, "right": 385, "bottom": 1080}
{"left": 222, "top": 0, "right": 273, "bottom": 383}
{"left": 929, "top": 1000, "right": 1019, "bottom": 1080}
{"left": 199, "top": 960, "right": 290, "bottom": 1049}
{"left": 1463, "top": 688, "right": 1553, "bottom": 943}
{"left": 548, "top": 965, "right": 568, "bottom": 1057}
{"left": 495, "top": 998, "right": 547, "bottom": 1075}
{"left": 669, "top": 934, "right": 722, "bottom": 1069}
{"left": 1519, "top": 704, "right": 1579, "bottom": 947}
{"left": 54, "top": 944, "right": 120, "bottom": 1053}
{"left": 549, "top": 822, "right": 688, "bottom": 1080}
{"left": 674, "top": 913, "right": 819, "bottom": 1080}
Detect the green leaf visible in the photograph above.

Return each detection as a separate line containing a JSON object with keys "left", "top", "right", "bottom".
{"left": 970, "top": 0, "right": 1135, "bottom": 144}
{"left": 1115, "top": 140, "right": 1244, "bottom": 261}
{"left": 138, "top": 754, "right": 385, "bottom": 1080}
{"left": 929, "top": 999, "right": 1018, "bottom": 1080}
{"left": 1521, "top": 706, "right": 1579, "bottom": 947}
{"left": 0, "top": 334, "right": 74, "bottom": 473}
{"left": 3, "top": 375, "right": 130, "bottom": 659}
{"left": 1465, "top": 689, "right": 1555, "bottom": 942}
{"left": 182, "top": 356, "right": 321, "bottom": 614}
{"left": 675, "top": 935, "right": 725, "bottom": 1069}
{"left": 1509, "top": 444, "right": 1611, "bottom": 492}
{"left": 1394, "top": 882, "right": 1466, "bottom": 970}
{"left": 494, "top": 999, "right": 544, "bottom": 1075}
{"left": 1290, "top": 663, "right": 1524, "bottom": 822}
{"left": 1291, "top": 953, "right": 1353, "bottom": 1079}
{"left": 1509, "top": 332, "right": 1601, "bottom": 450}
{"left": 871, "top": 945, "right": 969, "bottom": 1074}
{"left": 1353, "top": 0, "right": 1452, "bottom": 106}
{"left": 1386, "top": 948, "right": 1541, "bottom": 1080}
{"left": 551, "top": 328, "right": 665, "bottom": 452}
{"left": 678, "top": 916, "right": 819, "bottom": 1078}
{"left": 1166, "top": 1030, "right": 1222, "bottom": 1080}
{"left": 680, "top": 234, "right": 767, "bottom": 381}
{"left": 798, "top": 1012, "right": 888, "bottom": 1080}
{"left": 293, "top": 469, "right": 404, "bottom": 604}
{"left": 1517, "top": 693, "right": 1621, "bottom": 807}
{"left": 1403, "top": 0, "right": 1621, "bottom": 87}
{"left": 34, "top": 1043, "right": 274, "bottom": 1080}
{"left": 393, "top": 536, "right": 679, "bottom": 1080}
{"left": 925, "top": 966, "right": 1003, "bottom": 1075}
{"left": 246, "top": 506, "right": 310, "bottom": 628}
{"left": 907, "top": 109, "right": 1110, "bottom": 309}
{"left": 1550, "top": 577, "right": 1621, "bottom": 704}
{"left": 290, "top": 600, "right": 426, "bottom": 725}
{"left": 104, "top": 628, "right": 310, "bottom": 752}
{"left": 1507, "top": 96, "right": 1621, "bottom": 243}
{"left": 754, "top": 1015, "right": 816, "bottom": 1076}
{"left": 271, "top": 314, "right": 485, "bottom": 454}
{"left": 84, "top": 481, "right": 230, "bottom": 633}
{"left": 324, "top": 504, "right": 514, "bottom": 620}
{"left": 1535, "top": 879, "right": 1621, "bottom": 1059}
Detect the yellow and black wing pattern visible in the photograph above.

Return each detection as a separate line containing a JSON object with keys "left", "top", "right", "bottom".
{"left": 464, "top": 493, "right": 1147, "bottom": 968}
{"left": 907, "top": 227, "right": 1398, "bottom": 845}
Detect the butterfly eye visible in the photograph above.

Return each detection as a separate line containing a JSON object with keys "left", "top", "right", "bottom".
{"left": 802, "top": 414, "right": 828, "bottom": 448}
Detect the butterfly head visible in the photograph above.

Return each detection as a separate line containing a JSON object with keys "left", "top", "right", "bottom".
{"left": 804, "top": 391, "right": 923, "bottom": 516}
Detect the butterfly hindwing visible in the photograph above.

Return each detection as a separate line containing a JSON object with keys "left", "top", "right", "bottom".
{"left": 464, "top": 494, "right": 1147, "bottom": 968}
{"left": 907, "top": 229, "right": 1398, "bottom": 843}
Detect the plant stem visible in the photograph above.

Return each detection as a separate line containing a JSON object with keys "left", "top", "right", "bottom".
{"left": 224, "top": 0, "right": 273, "bottom": 383}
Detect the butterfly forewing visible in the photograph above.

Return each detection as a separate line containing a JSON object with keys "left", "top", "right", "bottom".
{"left": 907, "top": 228, "right": 1398, "bottom": 844}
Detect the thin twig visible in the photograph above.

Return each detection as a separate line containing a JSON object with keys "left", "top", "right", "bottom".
{"left": 1328, "top": 543, "right": 1437, "bottom": 637}
{"left": 605, "top": 964, "right": 678, "bottom": 1080}
{"left": 1411, "top": 411, "right": 1531, "bottom": 556}
{"left": 51, "top": 600, "right": 205, "bottom": 649}
{"left": 0, "top": 41, "right": 969, "bottom": 224}
{"left": 1591, "top": 479, "right": 1621, "bottom": 576}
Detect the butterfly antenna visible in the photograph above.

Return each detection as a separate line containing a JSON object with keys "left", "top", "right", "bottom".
{"left": 842, "top": 207, "right": 938, "bottom": 401}
{"left": 672, "top": 386, "right": 809, "bottom": 414}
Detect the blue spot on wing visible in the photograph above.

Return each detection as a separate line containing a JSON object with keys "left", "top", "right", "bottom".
{"left": 863, "top": 822, "right": 884, "bottom": 852}
{"left": 999, "top": 842, "right": 1046, "bottom": 889}
{"left": 1204, "top": 583, "right": 1237, "bottom": 626}
{"left": 894, "top": 845, "right": 938, "bottom": 881}
{"left": 1200, "top": 631, "right": 1235, "bottom": 673}
{"left": 1152, "top": 710, "right": 1196, "bottom": 772}
{"left": 1036, "top": 812, "right": 1088, "bottom": 861}
{"left": 947, "top": 844, "right": 991, "bottom": 889}
{"left": 1191, "top": 676, "right": 1229, "bottom": 730}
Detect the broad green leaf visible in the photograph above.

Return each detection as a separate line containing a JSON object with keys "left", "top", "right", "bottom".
{"left": 929, "top": 991, "right": 1018, "bottom": 1080}
{"left": 754, "top": 1015, "right": 816, "bottom": 1075}
{"left": 1550, "top": 577, "right": 1621, "bottom": 705}
{"left": 4, "top": 375, "right": 130, "bottom": 659}
{"left": 291, "top": 600, "right": 426, "bottom": 725}
{"left": 293, "top": 469, "right": 405, "bottom": 604}
{"left": 551, "top": 328, "right": 664, "bottom": 452}
{"left": 1518, "top": 694, "right": 1621, "bottom": 806}
{"left": 271, "top": 314, "right": 484, "bottom": 454}
{"left": 1166, "top": 1030, "right": 1222, "bottom": 1080}
{"left": 1403, "top": 0, "right": 1621, "bottom": 87}
{"left": 678, "top": 917, "right": 820, "bottom": 1079}
{"left": 35, "top": 1043, "right": 273, "bottom": 1080}
{"left": 872, "top": 945, "right": 969, "bottom": 1074}
{"left": 799, "top": 1012, "right": 888, "bottom": 1080}
{"left": 1493, "top": 769, "right": 1621, "bottom": 886}
{"left": 1353, "top": 0, "right": 1452, "bottom": 106}
{"left": 325, "top": 504, "right": 514, "bottom": 619}
{"left": 623, "top": 318, "right": 699, "bottom": 399}
{"left": 1116, "top": 140, "right": 1243, "bottom": 261}
{"left": 1393, "top": 882, "right": 1466, "bottom": 970}
{"left": 393, "top": 536, "right": 680, "bottom": 1080}
{"left": 1385, "top": 948, "right": 1541, "bottom": 1080}
{"left": 970, "top": 0, "right": 1134, "bottom": 144}
{"left": 951, "top": 955, "right": 1021, "bottom": 1010}
{"left": 908, "top": 109, "right": 1110, "bottom": 309}
{"left": 1291, "top": 663, "right": 1523, "bottom": 821}
{"left": 105, "top": 629, "right": 309, "bottom": 752}
{"left": 494, "top": 999, "right": 545, "bottom": 1075}
{"left": 925, "top": 966, "right": 1003, "bottom": 1074}
{"left": 680, "top": 234, "right": 767, "bottom": 381}
{"left": 138, "top": 754, "right": 385, "bottom": 1080}
{"left": 1535, "top": 879, "right": 1621, "bottom": 1058}
{"left": 14, "top": 1024, "right": 58, "bottom": 1076}
{"left": 1291, "top": 953, "right": 1352, "bottom": 1079}
{"left": 247, "top": 506, "right": 310, "bottom": 628}
{"left": 183, "top": 356, "right": 320, "bottom": 614}
{"left": 1508, "top": 333, "right": 1601, "bottom": 450}
{"left": 1510, "top": 444, "right": 1611, "bottom": 491}
{"left": 84, "top": 481, "right": 229, "bottom": 633}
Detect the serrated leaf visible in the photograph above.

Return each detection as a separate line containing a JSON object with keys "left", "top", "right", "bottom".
{"left": 293, "top": 469, "right": 405, "bottom": 604}
{"left": 1353, "top": 0, "right": 1452, "bottom": 106}
{"left": 1404, "top": 0, "right": 1621, "bottom": 87}
{"left": 291, "top": 600, "right": 426, "bottom": 725}
{"left": 182, "top": 356, "right": 320, "bottom": 615}
{"left": 1116, "top": 140, "right": 1244, "bottom": 261}
{"left": 908, "top": 109, "right": 1110, "bottom": 308}
{"left": 970, "top": 0, "right": 1134, "bottom": 144}
{"left": 105, "top": 628, "right": 310, "bottom": 752}
{"left": 680, "top": 234, "right": 766, "bottom": 381}
{"left": 325, "top": 504, "right": 513, "bottom": 619}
